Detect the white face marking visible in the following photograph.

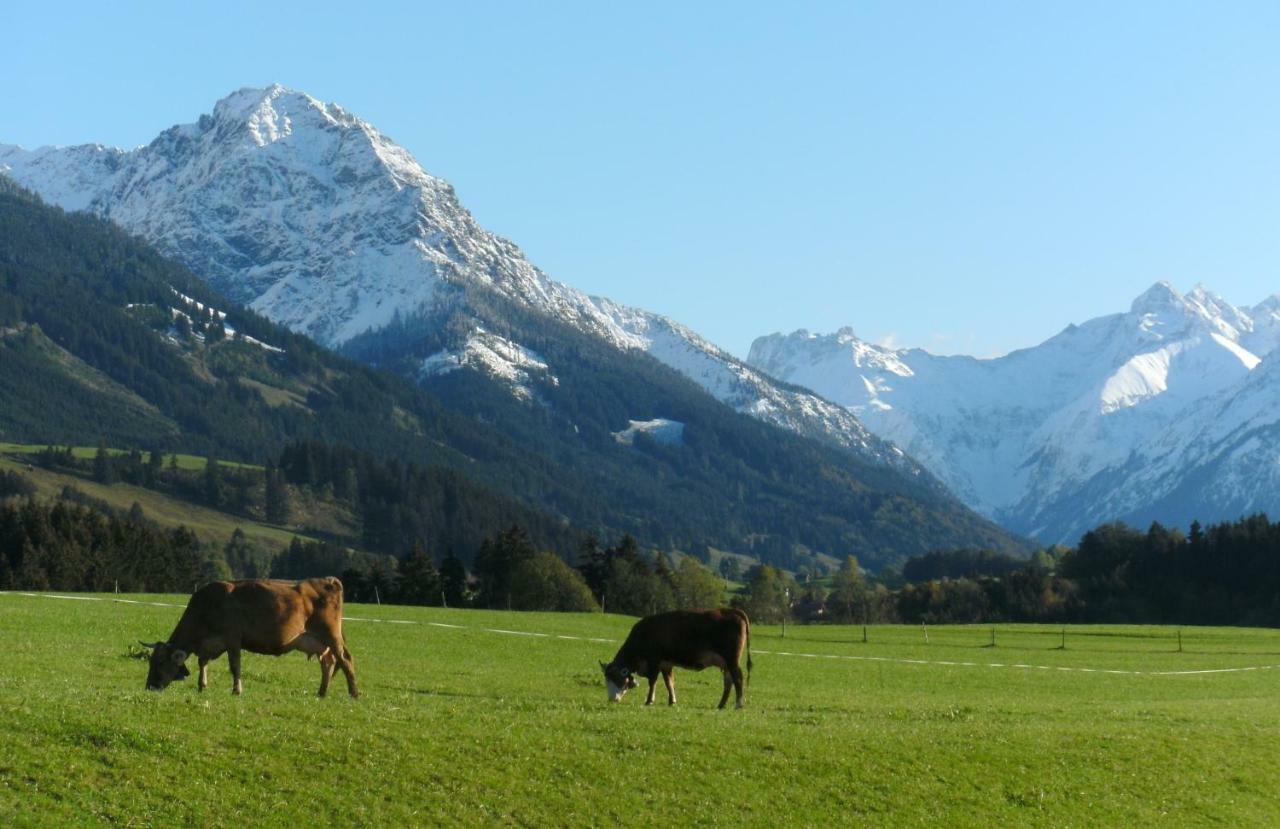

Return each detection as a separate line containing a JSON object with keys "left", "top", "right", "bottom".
{"left": 606, "top": 679, "right": 625, "bottom": 703}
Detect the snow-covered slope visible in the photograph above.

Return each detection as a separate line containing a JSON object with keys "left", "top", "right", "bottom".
{"left": 749, "top": 282, "right": 1280, "bottom": 542}
{"left": 0, "top": 84, "right": 920, "bottom": 478}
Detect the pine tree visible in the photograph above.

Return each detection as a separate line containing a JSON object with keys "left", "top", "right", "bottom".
{"left": 124, "top": 447, "right": 145, "bottom": 484}
{"left": 203, "top": 454, "right": 223, "bottom": 507}
{"left": 92, "top": 440, "right": 115, "bottom": 484}
{"left": 264, "top": 464, "right": 291, "bottom": 524}
{"left": 474, "top": 525, "right": 536, "bottom": 609}
{"left": 440, "top": 549, "right": 469, "bottom": 608}
{"left": 145, "top": 448, "right": 164, "bottom": 488}
{"left": 576, "top": 535, "right": 607, "bottom": 601}
{"left": 398, "top": 541, "right": 441, "bottom": 606}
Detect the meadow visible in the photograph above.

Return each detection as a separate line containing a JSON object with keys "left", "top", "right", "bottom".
{"left": 1, "top": 592, "right": 1278, "bottom": 827}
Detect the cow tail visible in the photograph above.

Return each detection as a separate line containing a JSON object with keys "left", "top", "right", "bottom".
{"left": 745, "top": 612, "right": 753, "bottom": 688}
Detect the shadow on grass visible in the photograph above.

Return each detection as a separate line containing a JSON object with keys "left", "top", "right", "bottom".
{"left": 403, "top": 687, "right": 500, "bottom": 701}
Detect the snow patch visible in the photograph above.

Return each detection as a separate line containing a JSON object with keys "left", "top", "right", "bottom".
{"left": 419, "top": 330, "right": 556, "bottom": 401}
{"left": 613, "top": 419, "right": 685, "bottom": 447}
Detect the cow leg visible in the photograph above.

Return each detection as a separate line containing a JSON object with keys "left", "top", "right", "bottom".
{"left": 729, "top": 664, "right": 745, "bottom": 709}
{"left": 197, "top": 657, "right": 209, "bottom": 692}
{"left": 717, "top": 670, "right": 732, "bottom": 709}
{"left": 644, "top": 674, "right": 658, "bottom": 706}
{"left": 662, "top": 668, "right": 676, "bottom": 705}
{"left": 318, "top": 649, "right": 336, "bottom": 697}
{"left": 336, "top": 645, "right": 358, "bottom": 699}
{"left": 319, "top": 630, "right": 359, "bottom": 698}
{"left": 228, "top": 646, "right": 243, "bottom": 695}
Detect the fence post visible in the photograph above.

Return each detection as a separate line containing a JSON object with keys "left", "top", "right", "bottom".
{"left": 862, "top": 624, "right": 868, "bottom": 644}
{"left": 1178, "top": 629, "right": 1183, "bottom": 653}
{"left": 922, "top": 622, "right": 929, "bottom": 644}
{"left": 990, "top": 627, "right": 996, "bottom": 647}
{"left": 374, "top": 585, "right": 381, "bottom": 606}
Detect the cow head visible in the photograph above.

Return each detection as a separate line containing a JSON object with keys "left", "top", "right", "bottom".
{"left": 141, "top": 641, "right": 190, "bottom": 691}
{"left": 600, "top": 660, "right": 637, "bottom": 703}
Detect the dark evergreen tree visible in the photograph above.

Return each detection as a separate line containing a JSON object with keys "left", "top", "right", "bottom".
{"left": 92, "top": 440, "right": 114, "bottom": 484}
{"left": 474, "top": 525, "right": 537, "bottom": 609}
{"left": 145, "top": 448, "right": 164, "bottom": 487}
{"left": 440, "top": 549, "right": 469, "bottom": 608}
{"left": 398, "top": 541, "right": 441, "bottom": 606}
{"left": 264, "top": 463, "right": 291, "bottom": 524}
{"left": 202, "top": 454, "right": 222, "bottom": 507}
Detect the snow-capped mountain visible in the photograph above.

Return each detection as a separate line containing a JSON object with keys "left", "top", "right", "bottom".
{"left": 0, "top": 85, "right": 918, "bottom": 477}
{"left": 749, "top": 282, "right": 1280, "bottom": 542}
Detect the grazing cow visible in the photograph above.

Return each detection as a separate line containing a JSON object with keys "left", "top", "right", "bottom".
{"left": 141, "top": 577, "right": 358, "bottom": 698}
{"left": 600, "top": 608, "right": 752, "bottom": 709}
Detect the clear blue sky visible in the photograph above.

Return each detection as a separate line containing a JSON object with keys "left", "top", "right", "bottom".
{"left": 3, "top": 2, "right": 1278, "bottom": 357}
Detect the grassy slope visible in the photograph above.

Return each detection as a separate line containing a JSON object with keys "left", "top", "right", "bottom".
{"left": 0, "top": 456, "right": 313, "bottom": 550}
{"left": 1, "top": 595, "right": 1277, "bottom": 827}
{"left": 0, "top": 444, "right": 260, "bottom": 471}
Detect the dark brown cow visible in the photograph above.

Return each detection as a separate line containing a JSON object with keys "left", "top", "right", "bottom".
{"left": 141, "top": 577, "right": 358, "bottom": 697}
{"left": 600, "top": 608, "right": 752, "bottom": 708}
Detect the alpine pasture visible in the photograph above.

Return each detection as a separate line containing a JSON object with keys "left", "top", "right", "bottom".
{"left": 1, "top": 592, "right": 1277, "bottom": 827}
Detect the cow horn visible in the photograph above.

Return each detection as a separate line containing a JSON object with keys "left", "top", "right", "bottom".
{"left": 598, "top": 660, "right": 607, "bottom": 669}
{"left": 138, "top": 640, "right": 160, "bottom": 649}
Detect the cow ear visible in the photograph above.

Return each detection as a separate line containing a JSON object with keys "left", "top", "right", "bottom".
{"left": 139, "top": 640, "right": 159, "bottom": 649}
{"left": 599, "top": 661, "right": 607, "bottom": 671}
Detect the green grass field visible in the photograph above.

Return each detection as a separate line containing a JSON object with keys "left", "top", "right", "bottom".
{"left": 2, "top": 593, "right": 1278, "bottom": 827}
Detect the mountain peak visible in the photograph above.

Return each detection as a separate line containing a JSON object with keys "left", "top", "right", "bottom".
{"left": 1129, "top": 280, "right": 1185, "bottom": 314}
{"left": 207, "top": 84, "right": 333, "bottom": 146}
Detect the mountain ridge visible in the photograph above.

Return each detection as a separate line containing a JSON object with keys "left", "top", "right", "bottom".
{"left": 0, "top": 174, "right": 1026, "bottom": 567}
{"left": 749, "top": 281, "right": 1280, "bottom": 542}
{"left": 0, "top": 84, "right": 926, "bottom": 481}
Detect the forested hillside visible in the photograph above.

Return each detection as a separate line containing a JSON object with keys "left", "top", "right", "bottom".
{"left": 0, "top": 178, "right": 1025, "bottom": 568}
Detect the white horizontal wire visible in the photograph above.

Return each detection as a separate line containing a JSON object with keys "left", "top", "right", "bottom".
{"left": 5, "top": 591, "right": 1277, "bottom": 676}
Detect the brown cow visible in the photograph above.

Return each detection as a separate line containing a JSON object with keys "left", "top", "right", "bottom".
{"left": 600, "top": 608, "right": 752, "bottom": 708}
{"left": 141, "top": 577, "right": 358, "bottom": 698}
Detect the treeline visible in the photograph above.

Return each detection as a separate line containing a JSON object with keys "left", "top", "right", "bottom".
{"left": 9, "top": 442, "right": 1280, "bottom": 628}
{"left": 276, "top": 441, "right": 579, "bottom": 560}
{"left": 792, "top": 516, "right": 1280, "bottom": 627}
{"left": 228, "top": 524, "right": 729, "bottom": 614}
{"left": 1061, "top": 518, "right": 1280, "bottom": 626}
{"left": 0, "top": 497, "right": 203, "bottom": 592}
{"left": 30, "top": 440, "right": 579, "bottom": 570}
{"left": 0, "top": 466, "right": 731, "bottom": 614}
